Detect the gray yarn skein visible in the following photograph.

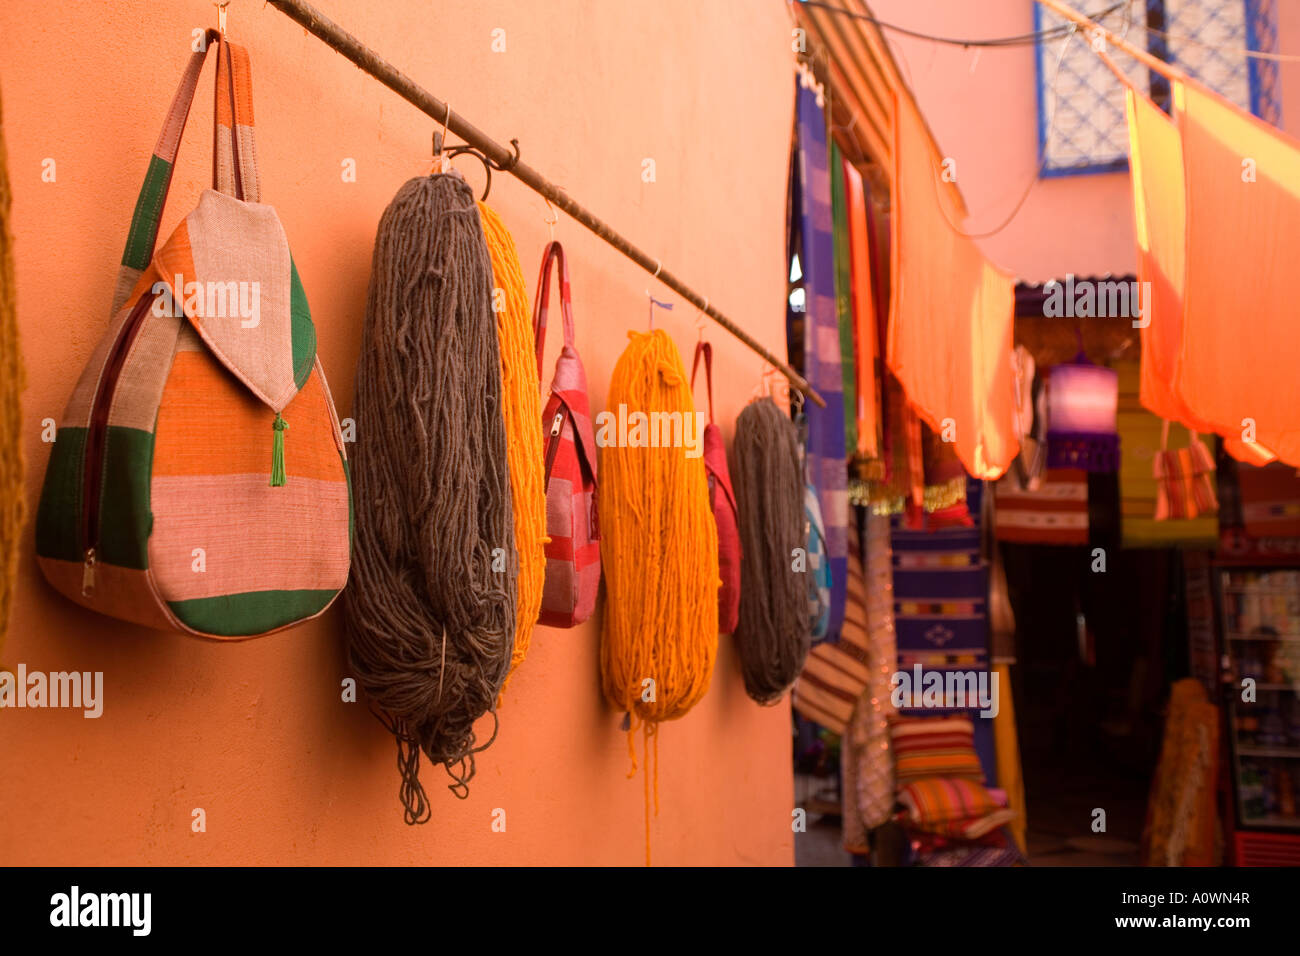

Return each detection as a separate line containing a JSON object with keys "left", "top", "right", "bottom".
{"left": 729, "top": 396, "right": 811, "bottom": 704}
{"left": 344, "top": 173, "right": 517, "bottom": 822}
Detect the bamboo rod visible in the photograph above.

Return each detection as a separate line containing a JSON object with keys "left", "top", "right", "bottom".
{"left": 1036, "top": 0, "right": 1187, "bottom": 82}
{"left": 265, "top": 0, "right": 825, "bottom": 407}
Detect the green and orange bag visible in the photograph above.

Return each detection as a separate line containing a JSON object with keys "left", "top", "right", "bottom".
{"left": 35, "top": 33, "right": 351, "bottom": 639}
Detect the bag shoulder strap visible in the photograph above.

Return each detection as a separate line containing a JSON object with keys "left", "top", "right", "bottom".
{"left": 532, "top": 240, "right": 575, "bottom": 380}
{"left": 213, "top": 39, "right": 260, "bottom": 204}
{"left": 690, "top": 340, "right": 715, "bottom": 424}
{"left": 112, "top": 33, "right": 259, "bottom": 315}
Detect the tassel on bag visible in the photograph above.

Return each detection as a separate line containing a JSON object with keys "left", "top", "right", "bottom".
{"left": 344, "top": 174, "right": 516, "bottom": 822}
{"left": 729, "top": 396, "right": 810, "bottom": 703}
{"left": 599, "top": 329, "right": 718, "bottom": 864}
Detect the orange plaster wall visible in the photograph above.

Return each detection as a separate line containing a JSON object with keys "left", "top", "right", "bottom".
{"left": 0, "top": 0, "right": 797, "bottom": 865}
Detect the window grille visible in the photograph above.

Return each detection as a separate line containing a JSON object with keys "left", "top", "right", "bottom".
{"left": 1034, "top": 0, "right": 1280, "bottom": 177}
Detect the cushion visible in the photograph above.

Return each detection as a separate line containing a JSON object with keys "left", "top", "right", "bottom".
{"left": 890, "top": 715, "right": 985, "bottom": 787}
{"left": 899, "top": 777, "right": 1015, "bottom": 839}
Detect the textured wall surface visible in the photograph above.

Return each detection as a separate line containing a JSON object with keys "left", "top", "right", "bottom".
{"left": 0, "top": 0, "right": 796, "bottom": 865}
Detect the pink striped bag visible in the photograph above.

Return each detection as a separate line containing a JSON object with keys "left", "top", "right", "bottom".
{"left": 533, "top": 241, "right": 600, "bottom": 627}
{"left": 1154, "top": 420, "right": 1218, "bottom": 521}
{"left": 691, "top": 341, "right": 741, "bottom": 634}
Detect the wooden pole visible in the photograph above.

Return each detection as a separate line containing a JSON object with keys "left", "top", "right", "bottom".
{"left": 1036, "top": 0, "right": 1189, "bottom": 83}
{"left": 266, "top": 0, "right": 826, "bottom": 407}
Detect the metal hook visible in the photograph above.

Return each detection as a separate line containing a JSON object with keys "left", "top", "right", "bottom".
{"left": 645, "top": 292, "right": 673, "bottom": 331}
{"left": 215, "top": 0, "right": 230, "bottom": 36}
{"left": 770, "top": 371, "right": 786, "bottom": 400}
{"left": 544, "top": 199, "right": 558, "bottom": 243}
{"left": 444, "top": 144, "right": 494, "bottom": 200}
{"left": 695, "top": 298, "right": 708, "bottom": 342}
{"left": 432, "top": 102, "right": 452, "bottom": 174}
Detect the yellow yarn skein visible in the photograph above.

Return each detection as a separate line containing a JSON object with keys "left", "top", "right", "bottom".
{"left": 478, "top": 202, "right": 547, "bottom": 686}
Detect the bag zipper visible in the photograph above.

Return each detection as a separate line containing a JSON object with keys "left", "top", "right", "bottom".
{"left": 81, "top": 293, "right": 156, "bottom": 595}
{"left": 543, "top": 409, "right": 565, "bottom": 490}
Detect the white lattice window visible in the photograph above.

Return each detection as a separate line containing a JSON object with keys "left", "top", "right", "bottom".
{"left": 1035, "top": 0, "right": 1280, "bottom": 176}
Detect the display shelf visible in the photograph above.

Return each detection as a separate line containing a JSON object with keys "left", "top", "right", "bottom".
{"left": 1218, "top": 567, "right": 1300, "bottom": 837}
{"left": 1237, "top": 746, "right": 1300, "bottom": 759}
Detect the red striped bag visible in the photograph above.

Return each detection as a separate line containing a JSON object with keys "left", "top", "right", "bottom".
{"left": 34, "top": 34, "right": 351, "bottom": 639}
{"left": 1154, "top": 421, "right": 1218, "bottom": 521}
{"left": 533, "top": 241, "right": 600, "bottom": 627}
{"left": 690, "top": 341, "right": 741, "bottom": 634}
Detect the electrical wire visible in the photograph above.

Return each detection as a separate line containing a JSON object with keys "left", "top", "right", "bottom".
{"left": 923, "top": 19, "right": 1083, "bottom": 240}
{"left": 796, "top": 0, "right": 1127, "bottom": 48}
{"left": 797, "top": 0, "right": 1300, "bottom": 64}
{"left": 894, "top": 0, "right": 1135, "bottom": 240}
{"left": 804, "top": 0, "right": 1293, "bottom": 240}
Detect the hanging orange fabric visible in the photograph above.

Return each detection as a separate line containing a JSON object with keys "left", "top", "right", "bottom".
{"left": 1174, "top": 80, "right": 1300, "bottom": 464}
{"left": 886, "top": 90, "right": 1017, "bottom": 479}
{"left": 1124, "top": 84, "right": 1275, "bottom": 466}
{"left": 843, "top": 160, "right": 879, "bottom": 459}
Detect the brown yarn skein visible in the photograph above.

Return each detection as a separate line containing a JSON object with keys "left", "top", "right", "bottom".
{"left": 729, "top": 396, "right": 811, "bottom": 704}
{"left": 344, "top": 173, "right": 517, "bottom": 823}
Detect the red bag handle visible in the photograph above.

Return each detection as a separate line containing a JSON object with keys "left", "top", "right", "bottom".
{"left": 532, "top": 240, "right": 576, "bottom": 381}
{"left": 690, "top": 340, "right": 715, "bottom": 424}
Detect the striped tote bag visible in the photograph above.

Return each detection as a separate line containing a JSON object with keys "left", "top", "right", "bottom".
{"left": 35, "top": 34, "right": 351, "bottom": 639}
{"left": 533, "top": 240, "right": 601, "bottom": 627}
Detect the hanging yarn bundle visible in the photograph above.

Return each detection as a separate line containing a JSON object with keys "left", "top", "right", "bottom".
{"left": 601, "top": 329, "right": 719, "bottom": 719}
{"left": 730, "top": 396, "right": 810, "bottom": 703}
{"left": 600, "top": 329, "right": 718, "bottom": 861}
{"left": 478, "top": 201, "right": 547, "bottom": 687}
{"left": 344, "top": 173, "right": 516, "bottom": 822}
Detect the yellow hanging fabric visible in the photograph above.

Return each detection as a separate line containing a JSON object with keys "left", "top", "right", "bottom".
{"left": 0, "top": 82, "right": 24, "bottom": 669}
{"left": 478, "top": 202, "right": 547, "bottom": 685}
{"left": 886, "top": 90, "right": 1018, "bottom": 479}
{"left": 599, "top": 329, "right": 719, "bottom": 864}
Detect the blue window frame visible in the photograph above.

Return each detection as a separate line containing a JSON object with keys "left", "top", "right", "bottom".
{"left": 1034, "top": 0, "right": 1281, "bottom": 178}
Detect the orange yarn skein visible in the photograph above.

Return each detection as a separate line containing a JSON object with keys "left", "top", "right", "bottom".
{"left": 599, "top": 329, "right": 719, "bottom": 862}
{"left": 478, "top": 202, "right": 547, "bottom": 686}
{"left": 600, "top": 329, "right": 719, "bottom": 719}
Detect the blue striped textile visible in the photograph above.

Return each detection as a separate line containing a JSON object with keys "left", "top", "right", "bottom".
{"left": 789, "top": 80, "right": 848, "bottom": 643}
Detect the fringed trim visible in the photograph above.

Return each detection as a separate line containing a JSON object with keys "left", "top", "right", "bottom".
{"left": 1047, "top": 432, "right": 1119, "bottom": 473}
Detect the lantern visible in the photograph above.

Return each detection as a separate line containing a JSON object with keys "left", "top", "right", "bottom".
{"left": 1047, "top": 357, "right": 1120, "bottom": 472}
